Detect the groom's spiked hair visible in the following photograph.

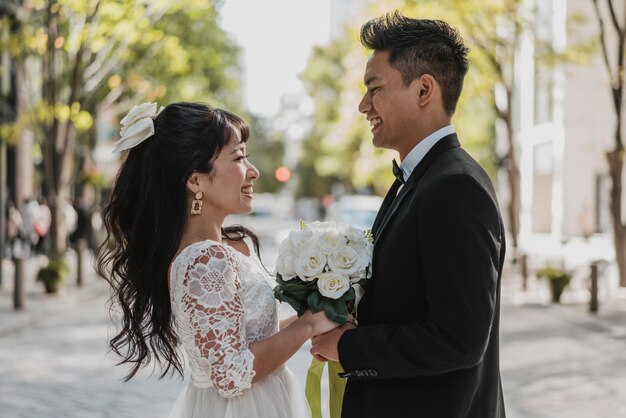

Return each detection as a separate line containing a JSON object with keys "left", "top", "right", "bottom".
{"left": 360, "top": 11, "right": 469, "bottom": 115}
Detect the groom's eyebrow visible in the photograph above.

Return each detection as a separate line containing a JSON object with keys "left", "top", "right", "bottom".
{"left": 364, "top": 76, "right": 381, "bottom": 86}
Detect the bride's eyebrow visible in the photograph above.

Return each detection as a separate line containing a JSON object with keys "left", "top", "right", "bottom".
{"left": 229, "top": 144, "right": 246, "bottom": 155}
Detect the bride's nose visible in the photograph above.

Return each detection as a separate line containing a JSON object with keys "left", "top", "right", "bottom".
{"left": 247, "top": 162, "right": 259, "bottom": 180}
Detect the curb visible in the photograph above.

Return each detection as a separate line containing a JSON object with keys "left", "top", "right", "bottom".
{"left": 0, "top": 274, "right": 107, "bottom": 337}
{"left": 549, "top": 302, "right": 626, "bottom": 339}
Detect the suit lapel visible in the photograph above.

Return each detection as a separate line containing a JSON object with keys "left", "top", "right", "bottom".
{"left": 374, "top": 134, "right": 461, "bottom": 244}
{"left": 372, "top": 179, "right": 402, "bottom": 237}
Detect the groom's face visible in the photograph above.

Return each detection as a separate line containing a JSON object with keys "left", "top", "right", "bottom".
{"left": 358, "top": 50, "right": 422, "bottom": 157}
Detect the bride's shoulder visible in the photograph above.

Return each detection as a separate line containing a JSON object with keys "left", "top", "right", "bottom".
{"left": 173, "top": 239, "right": 236, "bottom": 267}
{"left": 224, "top": 238, "right": 251, "bottom": 257}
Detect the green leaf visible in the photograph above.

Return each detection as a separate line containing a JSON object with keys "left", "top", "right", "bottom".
{"left": 307, "top": 291, "right": 325, "bottom": 313}
{"left": 274, "top": 274, "right": 317, "bottom": 316}
{"left": 341, "top": 286, "right": 356, "bottom": 302}
{"left": 273, "top": 285, "right": 305, "bottom": 315}
{"left": 307, "top": 292, "right": 350, "bottom": 324}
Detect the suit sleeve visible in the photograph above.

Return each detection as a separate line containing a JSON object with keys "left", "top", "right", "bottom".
{"left": 338, "top": 174, "right": 503, "bottom": 379}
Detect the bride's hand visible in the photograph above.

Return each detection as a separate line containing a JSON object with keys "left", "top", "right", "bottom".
{"left": 299, "top": 310, "right": 341, "bottom": 336}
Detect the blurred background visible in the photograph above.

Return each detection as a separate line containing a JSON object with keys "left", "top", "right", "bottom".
{"left": 0, "top": 0, "right": 625, "bottom": 417}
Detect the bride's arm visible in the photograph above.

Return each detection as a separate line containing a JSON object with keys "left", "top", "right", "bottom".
{"left": 181, "top": 242, "right": 339, "bottom": 395}
{"left": 249, "top": 310, "right": 337, "bottom": 382}
{"left": 279, "top": 314, "right": 298, "bottom": 330}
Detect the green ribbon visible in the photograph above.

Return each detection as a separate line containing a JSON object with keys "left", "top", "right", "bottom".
{"left": 305, "top": 358, "right": 346, "bottom": 418}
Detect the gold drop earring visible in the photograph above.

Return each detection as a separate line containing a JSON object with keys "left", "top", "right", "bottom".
{"left": 191, "top": 191, "right": 203, "bottom": 215}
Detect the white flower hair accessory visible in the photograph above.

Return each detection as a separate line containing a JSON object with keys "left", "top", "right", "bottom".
{"left": 112, "top": 102, "right": 164, "bottom": 154}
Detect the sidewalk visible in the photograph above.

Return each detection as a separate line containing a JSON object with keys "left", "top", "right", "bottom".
{"left": 0, "top": 251, "right": 105, "bottom": 337}
{"left": 501, "top": 261, "right": 626, "bottom": 339}
{"left": 3, "top": 252, "right": 626, "bottom": 339}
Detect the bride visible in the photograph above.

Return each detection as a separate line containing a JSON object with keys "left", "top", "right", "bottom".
{"left": 95, "top": 101, "right": 339, "bottom": 417}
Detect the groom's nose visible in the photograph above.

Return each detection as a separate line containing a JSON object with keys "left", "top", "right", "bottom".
{"left": 358, "top": 92, "right": 371, "bottom": 114}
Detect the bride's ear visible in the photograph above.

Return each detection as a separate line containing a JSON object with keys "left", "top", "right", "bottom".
{"left": 186, "top": 173, "right": 201, "bottom": 194}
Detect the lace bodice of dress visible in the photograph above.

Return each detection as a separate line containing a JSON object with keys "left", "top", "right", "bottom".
{"left": 169, "top": 239, "right": 279, "bottom": 398}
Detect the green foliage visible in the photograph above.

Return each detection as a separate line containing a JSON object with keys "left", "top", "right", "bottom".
{"left": 536, "top": 264, "right": 571, "bottom": 303}
{"left": 295, "top": 33, "right": 353, "bottom": 198}
{"left": 12, "top": 0, "right": 242, "bottom": 141}
{"left": 111, "top": 0, "right": 242, "bottom": 107}
{"left": 293, "top": 1, "right": 516, "bottom": 197}
{"left": 536, "top": 265, "right": 571, "bottom": 282}
{"left": 36, "top": 257, "right": 69, "bottom": 284}
{"left": 79, "top": 169, "right": 108, "bottom": 190}
{"left": 244, "top": 114, "right": 286, "bottom": 193}
{"left": 9, "top": 0, "right": 244, "bottom": 259}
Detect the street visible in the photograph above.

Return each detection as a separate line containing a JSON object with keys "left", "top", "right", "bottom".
{"left": 1, "top": 274, "right": 625, "bottom": 417}
{"left": 500, "top": 304, "right": 626, "bottom": 418}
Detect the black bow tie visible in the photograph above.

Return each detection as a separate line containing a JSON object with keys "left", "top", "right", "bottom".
{"left": 392, "top": 159, "right": 405, "bottom": 184}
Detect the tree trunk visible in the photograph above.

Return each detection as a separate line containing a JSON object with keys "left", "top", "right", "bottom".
{"left": 500, "top": 100, "right": 520, "bottom": 260}
{"left": 607, "top": 148, "right": 626, "bottom": 286}
{"left": 42, "top": 0, "right": 71, "bottom": 261}
{"left": 13, "top": 43, "right": 34, "bottom": 310}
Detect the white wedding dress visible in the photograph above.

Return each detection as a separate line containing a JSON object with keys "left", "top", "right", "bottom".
{"left": 168, "top": 238, "right": 310, "bottom": 418}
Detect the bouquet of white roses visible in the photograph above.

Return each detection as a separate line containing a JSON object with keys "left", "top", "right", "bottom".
{"left": 273, "top": 220, "right": 373, "bottom": 325}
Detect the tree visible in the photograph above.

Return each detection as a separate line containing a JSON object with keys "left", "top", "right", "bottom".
{"left": 404, "top": 0, "right": 591, "bottom": 261}
{"left": 294, "top": 1, "right": 498, "bottom": 199}
{"left": 591, "top": 0, "right": 626, "bottom": 287}
{"left": 443, "top": 0, "right": 527, "bottom": 259}
{"left": 10, "top": 0, "right": 242, "bottom": 261}
{"left": 296, "top": 34, "right": 353, "bottom": 198}
{"left": 245, "top": 114, "right": 286, "bottom": 194}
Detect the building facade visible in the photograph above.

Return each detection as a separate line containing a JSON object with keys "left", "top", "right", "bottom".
{"left": 506, "top": 0, "right": 618, "bottom": 287}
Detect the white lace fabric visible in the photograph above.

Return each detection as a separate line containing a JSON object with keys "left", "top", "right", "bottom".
{"left": 169, "top": 239, "right": 278, "bottom": 398}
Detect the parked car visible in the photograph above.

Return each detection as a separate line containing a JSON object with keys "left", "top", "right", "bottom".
{"left": 325, "top": 194, "right": 384, "bottom": 231}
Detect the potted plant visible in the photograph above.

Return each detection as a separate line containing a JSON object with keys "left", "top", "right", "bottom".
{"left": 536, "top": 264, "right": 571, "bottom": 303}
{"left": 36, "top": 257, "right": 69, "bottom": 294}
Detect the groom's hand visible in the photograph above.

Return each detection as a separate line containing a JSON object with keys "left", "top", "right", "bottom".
{"left": 310, "top": 322, "right": 356, "bottom": 362}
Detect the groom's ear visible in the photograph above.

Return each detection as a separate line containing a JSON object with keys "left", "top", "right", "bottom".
{"left": 416, "top": 74, "right": 437, "bottom": 106}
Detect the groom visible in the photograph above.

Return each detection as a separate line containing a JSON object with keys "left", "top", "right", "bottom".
{"left": 311, "top": 12, "right": 506, "bottom": 418}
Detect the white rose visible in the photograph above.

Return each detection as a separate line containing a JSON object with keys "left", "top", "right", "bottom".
{"left": 345, "top": 242, "right": 372, "bottom": 282}
{"left": 295, "top": 247, "right": 327, "bottom": 281}
{"left": 317, "top": 271, "right": 351, "bottom": 299}
{"left": 350, "top": 265, "right": 372, "bottom": 282}
{"left": 276, "top": 254, "right": 297, "bottom": 280}
{"left": 341, "top": 223, "right": 369, "bottom": 247}
{"left": 278, "top": 234, "right": 294, "bottom": 256}
{"left": 317, "top": 229, "right": 347, "bottom": 255}
{"left": 356, "top": 242, "right": 373, "bottom": 265}
{"left": 290, "top": 228, "right": 315, "bottom": 251}
{"left": 327, "top": 246, "right": 361, "bottom": 276}
{"left": 119, "top": 102, "right": 161, "bottom": 136}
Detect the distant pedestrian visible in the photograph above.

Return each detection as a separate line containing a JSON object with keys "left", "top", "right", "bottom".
{"left": 69, "top": 197, "right": 93, "bottom": 251}
{"left": 6, "top": 201, "right": 23, "bottom": 260}
{"left": 21, "top": 197, "right": 41, "bottom": 255}
{"left": 34, "top": 198, "right": 51, "bottom": 255}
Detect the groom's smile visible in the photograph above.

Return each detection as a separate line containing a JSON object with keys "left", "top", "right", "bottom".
{"left": 369, "top": 117, "right": 382, "bottom": 132}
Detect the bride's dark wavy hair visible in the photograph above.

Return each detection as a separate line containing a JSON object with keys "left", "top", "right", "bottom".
{"left": 95, "top": 102, "right": 260, "bottom": 381}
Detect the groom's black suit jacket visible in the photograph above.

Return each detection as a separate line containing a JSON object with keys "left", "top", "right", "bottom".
{"left": 338, "top": 134, "right": 506, "bottom": 418}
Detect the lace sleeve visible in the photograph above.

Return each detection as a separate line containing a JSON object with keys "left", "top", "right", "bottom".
{"left": 181, "top": 243, "right": 256, "bottom": 398}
